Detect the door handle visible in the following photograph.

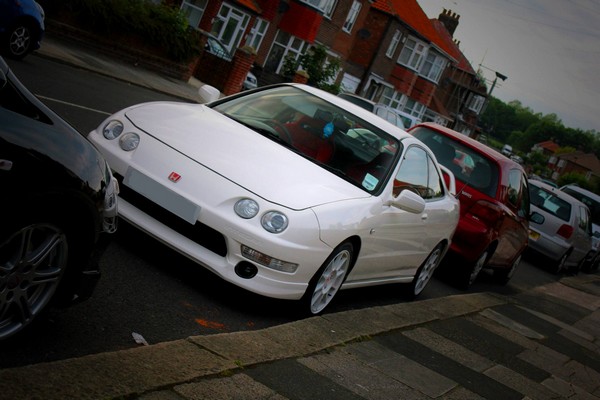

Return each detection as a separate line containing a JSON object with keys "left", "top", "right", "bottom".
{"left": 421, "top": 213, "right": 428, "bottom": 220}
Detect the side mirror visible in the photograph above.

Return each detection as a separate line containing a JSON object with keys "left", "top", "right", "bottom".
{"left": 198, "top": 84, "right": 220, "bottom": 103}
{"left": 389, "top": 189, "right": 426, "bottom": 214}
{"left": 529, "top": 211, "right": 544, "bottom": 224}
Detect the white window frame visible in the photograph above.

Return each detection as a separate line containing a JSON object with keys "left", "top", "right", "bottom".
{"left": 246, "top": 18, "right": 269, "bottom": 51}
{"left": 266, "top": 30, "right": 309, "bottom": 74}
{"left": 300, "top": 0, "right": 336, "bottom": 15}
{"left": 403, "top": 98, "right": 426, "bottom": 118}
{"left": 343, "top": 1, "right": 361, "bottom": 33}
{"left": 180, "top": 0, "right": 208, "bottom": 30}
{"left": 398, "top": 37, "right": 427, "bottom": 71}
{"left": 385, "top": 29, "right": 401, "bottom": 58}
{"left": 420, "top": 52, "right": 446, "bottom": 82}
{"left": 467, "top": 94, "right": 486, "bottom": 113}
{"left": 381, "top": 87, "right": 405, "bottom": 109}
{"left": 211, "top": 3, "right": 250, "bottom": 53}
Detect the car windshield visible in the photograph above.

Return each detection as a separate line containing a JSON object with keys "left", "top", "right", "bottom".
{"left": 411, "top": 127, "right": 499, "bottom": 198}
{"left": 211, "top": 86, "right": 401, "bottom": 193}
{"left": 530, "top": 184, "right": 572, "bottom": 221}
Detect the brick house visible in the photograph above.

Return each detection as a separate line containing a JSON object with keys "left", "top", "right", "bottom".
{"left": 531, "top": 140, "right": 560, "bottom": 157}
{"left": 172, "top": 0, "right": 486, "bottom": 130}
{"left": 549, "top": 151, "right": 600, "bottom": 183}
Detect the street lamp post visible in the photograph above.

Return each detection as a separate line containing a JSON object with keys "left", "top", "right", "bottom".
{"left": 488, "top": 70, "right": 508, "bottom": 97}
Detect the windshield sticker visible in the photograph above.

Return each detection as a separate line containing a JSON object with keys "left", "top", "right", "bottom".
{"left": 362, "top": 173, "right": 378, "bottom": 190}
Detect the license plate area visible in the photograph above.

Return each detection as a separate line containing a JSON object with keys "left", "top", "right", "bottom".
{"left": 124, "top": 168, "right": 200, "bottom": 224}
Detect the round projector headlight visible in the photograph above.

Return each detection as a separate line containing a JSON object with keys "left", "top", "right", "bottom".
{"left": 234, "top": 199, "right": 259, "bottom": 219}
{"left": 261, "top": 211, "right": 288, "bottom": 233}
{"left": 103, "top": 120, "right": 124, "bottom": 140}
{"left": 119, "top": 132, "right": 140, "bottom": 151}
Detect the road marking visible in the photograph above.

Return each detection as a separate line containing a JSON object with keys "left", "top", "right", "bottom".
{"left": 36, "top": 94, "right": 112, "bottom": 116}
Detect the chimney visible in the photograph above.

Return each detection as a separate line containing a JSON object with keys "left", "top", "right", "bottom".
{"left": 438, "top": 8, "right": 460, "bottom": 37}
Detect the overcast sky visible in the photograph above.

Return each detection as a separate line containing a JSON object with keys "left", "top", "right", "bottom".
{"left": 419, "top": 0, "right": 599, "bottom": 132}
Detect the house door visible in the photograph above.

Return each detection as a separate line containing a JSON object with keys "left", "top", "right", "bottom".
{"left": 211, "top": 4, "right": 250, "bottom": 54}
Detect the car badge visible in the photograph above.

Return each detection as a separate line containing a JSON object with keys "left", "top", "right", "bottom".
{"left": 168, "top": 172, "right": 181, "bottom": 182}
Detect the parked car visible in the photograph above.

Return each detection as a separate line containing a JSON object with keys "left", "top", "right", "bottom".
{"left": 243, "top": 71, "right": 257, "bottom": 91}
{"left": 560, "top": 184, "right": 600, "bottom": 272}
{"left": 337, "top": 93, "right": 421, "bottom": 129}
{"left": 0, "top": 56, "right": 118, "bottom": 340}
{"left": 0, "top": 0, "right": 45, "bottom": 60}
{"left": 88, "top": 83, "right": 459, "bottom": 315}
{"left": 410, "top": 122, "right": 530, "bottom": 288}
{"left": 528, "top": 180, "right": 592, "bottom": 273}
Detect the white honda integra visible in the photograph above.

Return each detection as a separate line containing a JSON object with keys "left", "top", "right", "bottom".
{"left": 88, "top": 83, "right": 459, "bottom": 314}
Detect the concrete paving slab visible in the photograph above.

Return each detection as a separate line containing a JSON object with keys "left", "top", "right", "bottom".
{"left": 534, "top": 282, "right": 600, "bottom": 311}
{"left": 541, "top": 376, "right": 599, "bottom": 400}
{"left": 484, "top": 365, "right": 560, "bottom": 400}
{"left": 479, "top": 308, "right": 545, "bottom": 339}
{"left": 173, "top": 373, "right": 288, "bottom": 400}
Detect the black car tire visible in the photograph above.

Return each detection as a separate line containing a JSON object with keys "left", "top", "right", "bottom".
{"left": 0, "top": 200, "right": 94, "bottom": 341}
{"left": 494, "top": 253, "right": 521, "bottom": 285}
{"left": 406, "top": 242, "right": 445, "bottom": 298}
{"left": 3, "top": 22, "right": 36, "bottom": 60}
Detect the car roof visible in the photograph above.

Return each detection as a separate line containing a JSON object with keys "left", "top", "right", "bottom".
{"left": 560, "top": 184, "right": 600, "bottom": 202}
{"left": 410, "top": 122, "right": 523, "bottom": 170}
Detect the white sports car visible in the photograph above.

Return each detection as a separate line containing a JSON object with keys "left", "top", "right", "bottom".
{"left": 88, "top": 83, "right": 459, "bottom": 314}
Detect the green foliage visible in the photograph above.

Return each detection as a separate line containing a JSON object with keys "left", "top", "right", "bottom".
{"left": 49, "top": 0, "right": 201, "bottom": 62}
{"left": 557, "top": 172, "right": 597, "bottom": 192}
{"left": 282, "top": 45, "right": 341, "bottom": 94}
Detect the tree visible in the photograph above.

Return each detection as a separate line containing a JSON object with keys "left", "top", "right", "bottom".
{"left": 282, "top": 45, "right": 341, "bottom": 93}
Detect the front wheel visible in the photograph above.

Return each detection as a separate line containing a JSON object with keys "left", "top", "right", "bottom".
{"left": 494, "top": 254, "right": 521, "bottom": 284}
{"left": 0, "top": 223, "right": 69, "bottom": 340}
{"left": 460, "top": 250, "right": 488, "bottom": 290}
{"left": 303, "top": 242, "right": 353, "bottom": 315}
{"left": 4, "top": 23, "right": 35, "bottom": 59}
{"left": 408, "top": 243, "right": 445, "bottom": 298}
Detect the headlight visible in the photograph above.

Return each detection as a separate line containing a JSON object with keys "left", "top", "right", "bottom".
{"left": 103, "top": 120, "right": 124, "bottom": 140}
{"left": 234, "top": 198, "right": 259, "bottom": 219}
{"left": 261, "top": 211, "right": 288, "bottom": 233}
{"left": 119, "top": 132, "right": 140, "bottom": 151}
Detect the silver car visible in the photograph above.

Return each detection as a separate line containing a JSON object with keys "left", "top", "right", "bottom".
{"left": 528, "top": 180, "right": 593, "bottom": 273}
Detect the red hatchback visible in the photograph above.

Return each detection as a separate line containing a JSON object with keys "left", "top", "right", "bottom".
{"left": 410, "top": 123, "right": 530, "bottom": 288}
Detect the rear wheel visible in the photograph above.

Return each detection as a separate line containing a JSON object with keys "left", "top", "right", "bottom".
{"left": 494, "top": 254, "right": 521, "bottom": 284}
{"left": 0, "top": 223, "right": 69, "bottom": 340}
{"left": 554, "top": 252, "right": 568, "bottom": 274}
{"left": 304, "top": 242, "right": 353, "bottom": 315}
{"left": 461, "top": 250, "right": 488, "bottom": 290}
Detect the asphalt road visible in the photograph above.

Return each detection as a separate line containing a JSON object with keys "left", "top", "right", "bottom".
{"left": 0, "top": 55, "right": 563, "bottom": 370}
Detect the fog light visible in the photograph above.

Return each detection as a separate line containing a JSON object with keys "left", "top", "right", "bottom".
{"left": 241, "top": 245, "right": 298, "bottom": 273}
{"left": 235, "top": 262, "right": 258, "bottom": 279}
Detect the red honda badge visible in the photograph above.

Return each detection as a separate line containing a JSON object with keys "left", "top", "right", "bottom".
{"left": 168, "top": 172, "right": 181, "bottom": 182}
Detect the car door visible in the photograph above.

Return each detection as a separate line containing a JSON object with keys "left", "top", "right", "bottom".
{"left": 348, "top": 145, "right": 454, "bottom": 281}
{"left": 572, "top": 205, "right": 593, "bottom": 263}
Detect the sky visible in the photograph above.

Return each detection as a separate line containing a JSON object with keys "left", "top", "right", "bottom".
{"left": 419, "top": 0, "right": 599, "bottom": 132}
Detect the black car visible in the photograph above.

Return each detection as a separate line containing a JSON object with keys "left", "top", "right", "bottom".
{"left": 0, "top": 56, "right": 118, "bottom": 340}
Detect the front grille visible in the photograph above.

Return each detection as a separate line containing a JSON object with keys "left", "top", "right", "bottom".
{"left": 115, "top": 174, "right": 227, "bottom": 257}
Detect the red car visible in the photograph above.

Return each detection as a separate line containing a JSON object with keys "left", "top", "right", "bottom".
{"left": 410, "top": 123, "right": 530, "bottom": 288}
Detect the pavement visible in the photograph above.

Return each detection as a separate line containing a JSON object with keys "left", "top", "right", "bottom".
{"left": 2, "top": 37, "right": 600, "bottom": 400}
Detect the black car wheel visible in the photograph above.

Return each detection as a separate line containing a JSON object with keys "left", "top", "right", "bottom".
{"left": 4, "top": 23, "right": 35, "bottom": 59}
{"left": 0, "top": 222, "right": 69, "bottom": 340}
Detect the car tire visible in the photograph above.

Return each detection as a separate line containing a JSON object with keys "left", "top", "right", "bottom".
{"left": 494, "top": 253, "right": 521, "bottom": 285}
{"left": 407, "top": 243, "right": 445, "bottom": 298}
{"left": 303, "top": 242, "right": 354, "bottom": 315}
{"left": 4, "top": 22, "right": 35, "bottom": 60}
{"left": 460, "top": 250, "right": 488, "bottom": 290}
{"left": 0, "top": 221, "right": 69, "bottom": 340}
{"left": 554, "top": 252, "right": 568, "bottom": 274}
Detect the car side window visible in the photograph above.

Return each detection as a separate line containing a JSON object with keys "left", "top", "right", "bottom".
{"left": 0, "top": 77, "right": 50, "bottom": 123}
{"left": 519, "top": 175, "right": 530, "bottom": 218}
{"left": 580, "top": 206, "right": 591, "bottom": 233}
{"left": 394, "top": 146, "right": 441, "bottom": 199}
{"left": 507, "top": 169, "right": 522, "bottom": 208}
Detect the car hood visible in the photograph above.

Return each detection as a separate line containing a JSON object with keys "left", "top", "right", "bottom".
{"left": 125, "top": 102, "right": 371, "bottom": 210}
